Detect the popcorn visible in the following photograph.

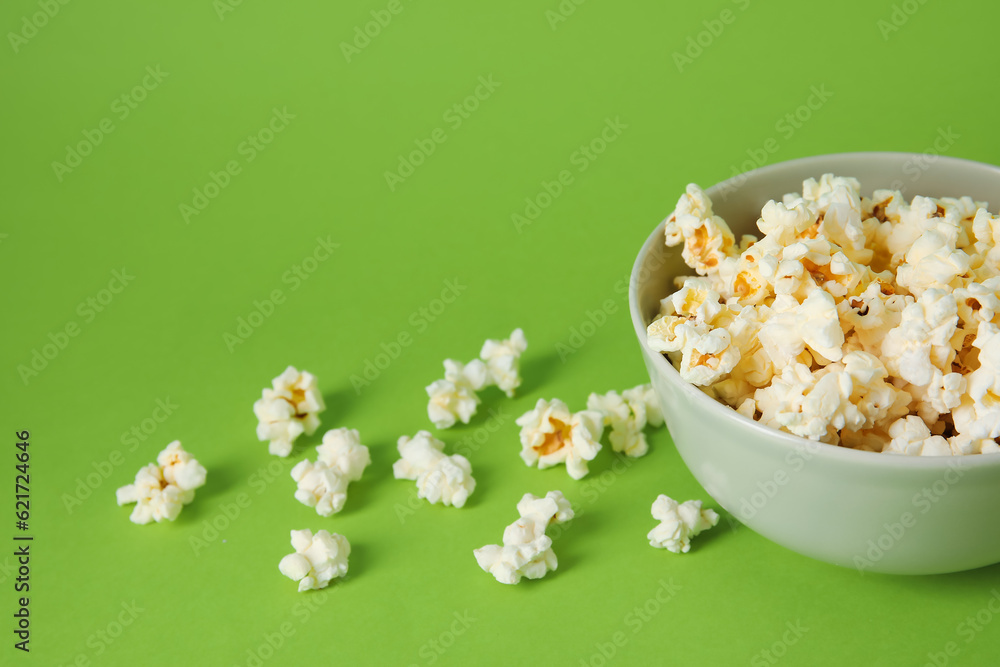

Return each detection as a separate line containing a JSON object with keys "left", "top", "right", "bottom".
{"left": 426, "top": 330, "right": 528, "bottom": 427}
{"left": 278, "top": 529, "right": 350, "bottom": 592}
{"left": 516, "top": 399, "right": 604, "bottom": 479}
{"left": 480, "top": 328, "right": 528, "bottom": 397}
{"left": 678, "top": 326, "right": 741, "bottom": 386}
{"left": 952, "top": 322, "right": 1000, "bottom": 439}
{"left": 663, "top": 184, "right": 739, "bottom": 277}
{"left": 116, "top": 441, "right": 207, "bottom": 524}
{"left": 757, "top": 290, "right": 844, "bottom": 367}
{"left": 254, "top": 366, "right": 326, "bottom": 457}
{"left": 474, "top": 491, "right": 573, "bottom": 584}
{"left": 426, "top": 359, "right": 489, "bottom": 429}
{"left": 883, "top": 416, "right": 952, "bottom": 457}
{"left": 586, "top": 384, "right": 664, "bottom": 457}
{"left": 881, "top": 289, "right": 958, "bottom": 386}
{"left": 393, "top": 431, "right": 475, "bottom": 507}
{"left": 290, "top": 429, "right": 371, "bottom": 516}
{"left": 646, "top": 495, "right": 719, "bottom": 553}
{"left": 649, "top": 176, "right": 1000, "bottom": 455}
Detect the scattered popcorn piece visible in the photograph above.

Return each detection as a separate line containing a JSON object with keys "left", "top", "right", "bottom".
{"left": 316, "top": 428, "right": 371, "bottom": 481}
{"left": 474, "top": 491, "right": 573, "bottom": 584}
{"left": 480, "top": 328, "right": 528, "bottom": 397}
{"left": 278, "top": 529, "right": 350, "bottom": 592}
{"left": 586, "top": 384, "right": 665, "bottom": 457}
{"left": 426, "top": 359, "right": 489, "bottom": 429}
{"left": 393, "top": 431, "right": 476, "bottom": 507}
{"left": 516, "top": 399, "right": 604, "bottom": 479}
{"left": 647, "top": 495, "right": 719, "bottom": 553}
{"left": 116, "top": 441, "right": 207, "bottom": 524}
{"left": 290, "top": 429, "right": 371, "bottom": 516}
{"left": 648, "top": 176, "right": 1000, "bottom": 455}
{"left": 426, "top": 330, "right": 529, "bottom": 428}
{"left": 254, "top": 366, "right": 326, "bottom": 457}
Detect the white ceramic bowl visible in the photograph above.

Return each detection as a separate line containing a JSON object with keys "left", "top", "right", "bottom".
{"left": 629, "top": 152, "right": 1000, "bottom": 575}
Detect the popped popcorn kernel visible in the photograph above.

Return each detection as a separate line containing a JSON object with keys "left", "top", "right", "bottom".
{"left": 254, "top": 366, "right": 326, "bottom": 457}
{"left": 426, "top": 359, "right": 489, "bottom": 429}
{"left": 290, "top": 429, "right": 371, "bottom": 516}
{"left": 426, "top": 330, "right": 528, "bottom": 428}
{"left": 116, "top": 441, "right": 207, "bottom": 524}
{"left": 647, "top": 495, "right": 719, "bottom": 554}
{"left": 393, "top": 431, "right": 476, "bottom": 507}
{"left": 516, "top": 399, "right": 603, "bottom": 479}
{"left": 278, "top": 529, "right": 350, "bottom": 592}
{"left": 884, "top": 416, "right": 952, "bottom": 457}
{"left": 586, "top": 383, "right": 665, "bottom": 458}
{"left": 648, "top": 176, "right": 1000, "bottom": 455}
{"left": 474, "top": 491, "right": 573, "bottom": 584}
{"left": 480, "top": 328, "right": 528, "bottom": 397}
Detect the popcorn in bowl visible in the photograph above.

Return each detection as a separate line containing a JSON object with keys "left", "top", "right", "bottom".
{"left": 647, "top": 174, "right": 1000, "bottom": 456}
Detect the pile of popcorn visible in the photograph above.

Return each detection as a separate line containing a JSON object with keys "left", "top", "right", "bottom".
{"left": 116, "top": 441, "right": 207, "bottom": 524}
{"left": 647, "top": 174, "right": 1000, "bottom": 456}
{"left": 474, "top": 491, "right": 574, "bottom": 584}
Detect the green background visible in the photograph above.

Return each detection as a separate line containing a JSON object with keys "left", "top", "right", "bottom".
{"left": 3, "top": 0, "right": 1000, "bottom": 665}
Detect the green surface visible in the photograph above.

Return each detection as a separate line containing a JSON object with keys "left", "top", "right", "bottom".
{"left": 3, "top": 0, "right": 1000, "bottom": 665}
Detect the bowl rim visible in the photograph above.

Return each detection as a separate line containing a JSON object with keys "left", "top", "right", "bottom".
{"left": 628, "top": 150, "right": 1000, "bottom": 470}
